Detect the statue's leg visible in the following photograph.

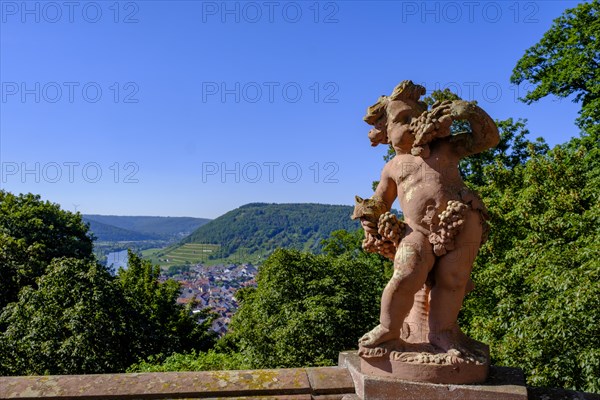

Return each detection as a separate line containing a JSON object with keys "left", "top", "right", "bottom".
{"left": 360, "top": 229, "right": 434, "bottom": 348}
{"left": 428, "top": 210, "right": 482, "bottom": 351}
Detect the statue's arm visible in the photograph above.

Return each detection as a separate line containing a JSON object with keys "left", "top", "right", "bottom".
{"left": 373, "top": 161, "right": 397, "bottom": 211}
{"left": 354, "top": 162, "right": 397, "bottom": 236}
{"left": 450, "top": 101, "right": 500, "bottom": 157}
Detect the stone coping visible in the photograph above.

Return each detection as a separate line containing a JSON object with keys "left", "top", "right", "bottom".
{"left": 0, "top": 367, "right": 355, "bottom": 399}
{"left": 1, "top": 357, "right": 598, "bottom": 400}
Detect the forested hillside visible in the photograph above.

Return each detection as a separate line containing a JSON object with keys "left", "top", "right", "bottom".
{"left": 181, "top": 203, "right": 360, "bottom": 258}
{"left": 84, "top": 215, "right": 210, "bottom": 241}
{"left": 84, "top": 219, "right": 160, "bottom": 241}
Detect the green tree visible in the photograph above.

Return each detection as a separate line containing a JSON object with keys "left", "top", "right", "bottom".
{"left": 0, "top": 258, "right": 131, "bottom": 375}
{"left": 511, "top": 0, "right": 600, "bottom": 136}
{"left": 0, "top": 192, "right": 93, "bottom": 309}
{"left": 320, "top": 228, "right": 365, "bottom": 257}
{"left": 224, "top": 246, "right": 389, "bottom": 368}
{"left": 460, "top": 136, "right": 599, "bottom": 393}
{"left": 128, "top": 349, "right": 251, "bottom": 373}
{"left": 117, "top": 251, "right": 217, "bottom": 360}
{"left": 0, "top": 251, "right": 218, "bottom": 375}
{"left": 460, "top": 118, "right": 548, "bottom": 187}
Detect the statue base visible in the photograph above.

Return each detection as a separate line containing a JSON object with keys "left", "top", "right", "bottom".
{"left": 358, "top": 341, "right": 490, "bottom": 384}
{"left": 339, "top": 351, "right": 528, "bottom": 400}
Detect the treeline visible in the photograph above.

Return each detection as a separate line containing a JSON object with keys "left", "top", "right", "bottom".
{"left": 0, "top": 192, "right": 216, "bottom": 375}
{"left": 84, "top": 219, "right": 160, "bottom": 242}
{"left": 83, "top": 215, "right": 211, "bottom": 242}
{"left": 131, "top": 230, "right": 392, "bottom": 372}
{"left": 181, "top": 203, "right": 360, "bottom": 257}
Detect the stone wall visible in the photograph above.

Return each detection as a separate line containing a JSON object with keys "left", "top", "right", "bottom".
{"left": 0, "top": 366, "right": 354, "bottom": 399}
{"left": 1, "top": 356, "right": 598, "bottom": 400}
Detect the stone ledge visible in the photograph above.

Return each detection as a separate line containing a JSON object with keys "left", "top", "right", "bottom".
{"left": 2, "top": 356, "right": 598, "bottom": 400}
{"left": 339, "top": 351, "right": 528, "bottom": 400}
{"left": 0, "top": 367, "right": 355, "bottom": 400}
{"left": 306, "top": 368, "right": 355, "bottom": 396}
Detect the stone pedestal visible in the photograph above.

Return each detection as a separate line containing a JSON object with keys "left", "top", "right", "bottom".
{"left": 339, "top": 351, "right": 528, "bottom": 400}
{"left": 357, "top": 334, "right": 491, "bottom": 384}
{"left": 360, "top": 354, "right": 489, "bottom": 385}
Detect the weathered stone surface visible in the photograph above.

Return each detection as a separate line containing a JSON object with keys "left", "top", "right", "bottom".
{"left": 339, "top": 352, "right": 367, "bottom": 399}
{"left": 361, "top": 374, "right": 528, "bottom": 400}
{"left": 204, "top": 396, "right": 312, "bottom": 400}
{"left": 313, "top": 395, "right": 354, "bottom": 400}
{"left": 2, "top": 359, "right": 598, "bottom": 399}
{"left": 360, "top": 355, "right": 489, "bottom": 385}
{"left": 306, "top": 367, "right": 354, "bottom": 396}
{"left": 340, "top": 350, "right": 528, "bottom": 400}
{"left": 0, "top": 367, "right": 354, "bottom": 399}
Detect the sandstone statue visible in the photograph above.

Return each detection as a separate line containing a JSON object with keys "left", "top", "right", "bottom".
{"left": 352, "top": 80, "right": 499, "bottom": 383}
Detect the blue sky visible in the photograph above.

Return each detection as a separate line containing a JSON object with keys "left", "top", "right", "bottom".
{"left": 0, "top": 1, "right": 584, "bottom": 218}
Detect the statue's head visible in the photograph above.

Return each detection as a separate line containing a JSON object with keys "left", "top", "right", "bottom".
{"left": 363, "top": 81, "right": 427, "bottom": 148}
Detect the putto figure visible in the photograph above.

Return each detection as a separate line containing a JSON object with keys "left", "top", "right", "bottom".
{"left": 353, "top": 80, "right": 499, "bottom": 383}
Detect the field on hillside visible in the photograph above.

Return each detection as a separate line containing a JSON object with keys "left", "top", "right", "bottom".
{"left": 139, "top": 204, "right": 362, "bottom": 268}
{"left": 142, "top": 243, "right": 221, "bottom": 267}
{"left": 142, "top": 242, "right": 271, "bottom": 267}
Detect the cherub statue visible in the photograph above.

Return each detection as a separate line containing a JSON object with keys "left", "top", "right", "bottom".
{"left": 353, "top": 81, "right": 499, "bottom": 374}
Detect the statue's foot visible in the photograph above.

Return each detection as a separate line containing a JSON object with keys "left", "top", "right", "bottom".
{"left": 358, "top": 325, "right": 399, "bottom": 348}
{"left": 358, "top": 346, "right": 389, "bottom": 358}
{"left": 430, "top": 332, "right": 459, "bottom": 353}
{"left": 430, "top": 330, "right": 488, "bottom": 363}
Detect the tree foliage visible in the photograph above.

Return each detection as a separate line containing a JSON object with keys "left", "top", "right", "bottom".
{"left": 422, "top": 73, "right": 599, "bottom": 392}
{"left": 457, "top": 5, "right": 600, "bottom": 390}
{"left": 0, "top": 258, "right": 131, "bottom": 375}
{"left": 511, "top": 0, "right": 600, "bottom": 136}
{"left": 117, "top": 251, "right": 217, "bottom": 359}
{"left": 460, "top": 118, "right": 548, "bottom": 187}
{"left": 0, "top": 251, "right": 217, "bottom": 376}
{"left": 128, "top": 350, "right": 251, "bottom": 373}
{"left": 223, "top": 239, "right": 390, "bottom": 369}
{"left": 460, "top": 135, "right": 599, "bottom": 393}
{"left": 0, "top": 192, "right": 93, "bottom": 310}
{"left": 0, "top": 192, "right": 216, "bottom": 375}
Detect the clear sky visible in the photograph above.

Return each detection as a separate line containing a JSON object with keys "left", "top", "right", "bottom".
{"left": 0, "top": 1, "right": 584, "bottom": 219}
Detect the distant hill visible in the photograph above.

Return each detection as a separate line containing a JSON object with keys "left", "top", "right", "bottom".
{"left": 84, "top": 219, "right": 160, "bottom": 241}
{"left": 83, "top": 215, "right": 211, "bottom": 242}
{"left": 180, "top": 203, "right": 360, "bottom": 259}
